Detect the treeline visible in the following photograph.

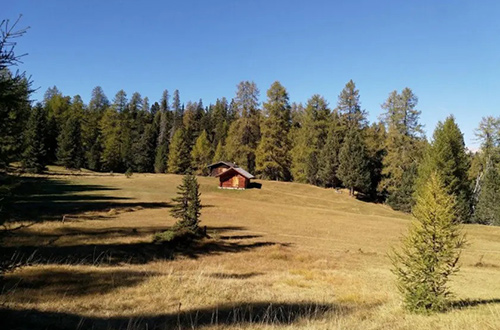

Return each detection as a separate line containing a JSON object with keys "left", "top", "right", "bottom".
{"left": 3, "top": 77, "right": 500, "bottom": 225}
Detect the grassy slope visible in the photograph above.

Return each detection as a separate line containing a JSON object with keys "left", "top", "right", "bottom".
{"left": 1, "top": 167, "right": 500, "bottom": 329}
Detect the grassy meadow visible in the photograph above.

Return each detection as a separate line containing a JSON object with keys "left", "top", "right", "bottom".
{"left": 1, "top": 166, "right": 500, "bottom": 329}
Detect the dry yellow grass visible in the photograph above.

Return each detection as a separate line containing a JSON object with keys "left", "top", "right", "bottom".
{"left": 1, "top": 166, "right": 500, "bottom": 329}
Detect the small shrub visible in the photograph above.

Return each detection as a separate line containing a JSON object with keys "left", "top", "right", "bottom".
{"left": 125, "top": 168, "right": 133, "bottom": 178}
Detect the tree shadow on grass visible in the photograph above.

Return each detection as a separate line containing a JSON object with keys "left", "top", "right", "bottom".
{"left": 1, "top": 226, "right": 280, "bottom": 267}
{"left": 450, "top": 298, "right": 500, "bottom": 309}
{"left": 0, "top": 301, "right": 345, "bottom": 330}
{"left": 3, "top": 176, "right": 170, "bottom": 223}
{"left": 1, "top": 268, "right": 157, "bottom": 300}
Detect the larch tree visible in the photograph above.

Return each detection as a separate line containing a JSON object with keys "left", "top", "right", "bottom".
{"left": 255, "top": 81, "right": 292, "bottom": 181}
{"left": 191, "top": 130, "right": 213, "bottom": 175}
{"left": 392, "top": 172, "right": 466, "bottom": 313}
{"left": 380, "top": 88, "right": 425, "bottom": 212}
{"left": 225, "top": 81, "right": 261, "bottom": 173}
{"left": 291, "top": 95, "right": 330, "bottom": 184}
{"left": 336, "top": 80, "right": 367, "bottom": 130}
{"left": 212, "top": 140, "right": 226, "bottom": 163}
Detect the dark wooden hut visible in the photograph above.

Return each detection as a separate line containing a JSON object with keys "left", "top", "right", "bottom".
{"left": 207, "top": 161, "right": 236, "bottom": 177}
{"left": 216, "top": 167, "right": 255, "bottom": 189}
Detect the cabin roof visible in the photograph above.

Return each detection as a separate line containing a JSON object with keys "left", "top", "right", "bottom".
{"left": 207, "top": 161, "right": 236, "bottom": 169}
{"left": 215, "top": 166, "right": 255, "bottom": 179}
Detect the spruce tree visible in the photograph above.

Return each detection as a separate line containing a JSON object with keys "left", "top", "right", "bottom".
{"left": 416, "top": 116, "right": 472, "bottom": 222}
{"left": 167, "top": 128, "right": 191, "bottom": 174}
{"left": 474, "top": 164, "right": 500, "bottom": 225}
{"left": 154, "top": 91, "right": 172, "bottom": 173}
{"left": 22, "top": 104, "right": 48, "bottom": 173}
{"left": 84, "top": 86, "right": 108, "bottom": 171}
{"left": 134, "top": 124, "right": 156, "bottom": 173}
{"left": 337, "top": 128, "right": 371, "bottom": 196}
{"left": 171, "top": 173, "right": 202, "bottom": 232}
{"left": 100, "top": 107, "right": 122, "bottom": 172}
{"left": 255, "top": 81, "right": 292, "bottom": 181}
{"left": 392, "top": 172, "right": 466, "bottom": 313}
{"left": 318, "top": 111, "right": 343, "bottom": 187}
{"left": 57, "top": 114, "right": 83, "bottom": 169}
{"left": 191, "top": 130, "right": 213, "bottom": 175}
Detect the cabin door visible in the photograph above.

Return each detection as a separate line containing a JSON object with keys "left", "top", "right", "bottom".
{"left": 232, "top": 175, "right": 239, "bottom": 187}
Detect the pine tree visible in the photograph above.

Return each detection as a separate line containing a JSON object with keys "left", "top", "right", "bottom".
{"left": 318, "top": 111, "right": 343, "bottom": 187}
{"left": 57, "top": 114, "right": 83, "bottom": 169}
{"left": 212, "top": 140, "right": 226, "bottom": 163}
{"left": 255, "top": 81, "right": 292, "bottom": 181}
{"left": 337, "top": 128, "right": 371, "bottom": 196}
{"left": 167, "top": 128, "right": 191, "bottom": 174}
{"left": 364, "top": 122, "right": 387, "bottom": 199}
{"left": 391, "top": 172, "right": 466, "bottom": 313}
{"left": 154, "top": 90, "right": 171, "bottom": 173}
{"left": 416, "top": 116, "right": 472, "bottom": 222}
{"left": 134, "top": 124, "right": 156, "bottom": 173}
{"left": 291, "top": 95, "right": 330, "bottom": 184}
{"left": 171, "top": 174, "right": 202, "bottom": 232}
{"left": 191, "top": 130, "right": 213, "bottom": 175}
{"left": 212, "top": 98, "right": 230, "bottom": 148}
{"left": 474, "top": 164, "right": 500, "bottom": 225}
{"left": 170, "top": 89, "right": 183, "bottom": 139}
{"left": 22, "top": 104, "right": 48, "bottom": 173}
{"left": 84, "top": 86, "right": 108, "bottom": 171}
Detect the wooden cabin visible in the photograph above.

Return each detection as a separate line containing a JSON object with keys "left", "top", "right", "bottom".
{"left": 216, "top": 167, "right": 255, "bottom": 189}
{"left": 207, "top": 161, "right": 237, "bottom": 177}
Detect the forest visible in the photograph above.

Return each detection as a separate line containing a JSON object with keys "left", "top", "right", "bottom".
{"left": 1, "top": 20, "right": 500, "bottom": 226}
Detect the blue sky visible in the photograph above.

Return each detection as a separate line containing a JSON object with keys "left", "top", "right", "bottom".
{"left": 5, "top": 0, "right": 500, "bottom": 147}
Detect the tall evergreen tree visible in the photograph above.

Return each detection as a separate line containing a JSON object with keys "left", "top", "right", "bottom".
{"left": 474, "top": 164, "right": 500, "bottom": 225}
{"left": 416, "top": 116, "right": 472, "bottom": 222}
{"left": 290, "top": 95, "right": 330, "bottom": 184}
{"left": 392, "top": 172, "right": 465, "bottom": 313}
{"left": 134, "top": 124, "right": 156, "bottom": 173}
{"left": 84, "top": 86, "right": 109, "bottom": 171}
{"left": 191, "top": 130, "right": 213, "bottom": 175}
{"left": 212, "top": 140, "right": 226, "bottom": 163}
{"left": 337, "top": 128, "right": 371, "bottom": 196}
{"left": 57, "top": 114, "right": 83, "bottom": 169}
{"left": 255, "top": 81, "right": 292, "bottom": 181}
{"left": 22, "top": 104, "right": 48, "bottom": 173}
{"left": 225, "top": 81, "right": 260, "bottom": 173}
{"left": 100, "top": 107, "right": 122, "bottom": 172}
{"left": 154, "top": 90, "right": 171, "bottom": 173}
{"left": 318, "top": 111, "right": 343, "bottom": 187}
{"left": 336, "top": 80, "right": 367, "bottom": 129}
{"left": 170, "top": 89, "right": 182, "bottom": 139}
{"left": 171, "top": 174, "right": 202, "bottom": 232}
{"left": 380, "top": 88, "right": 425, "bottom": 211}
{"left": 364, "top": 122, "right": 387, "bottom": 199}
{"left": 167, "top": 128, "right": 191, "bottom": 174}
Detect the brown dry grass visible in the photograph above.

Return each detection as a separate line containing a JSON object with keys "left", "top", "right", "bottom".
{"left": 1, "top": 166, "right": 500, "bottom": 329}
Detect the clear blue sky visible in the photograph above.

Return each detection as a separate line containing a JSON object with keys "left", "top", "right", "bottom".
{"left": 5, "top": 0, "right": 500, "bottom": 148}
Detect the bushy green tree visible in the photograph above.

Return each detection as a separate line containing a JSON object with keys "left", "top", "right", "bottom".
{"left": 255, "top": 81, "right": 292, "bottom": 181}
{"left": 392, "top": 172, "right": 466, "bottom": 313}
{"left": 167, "top": 128, "right": 191, "bottom": 174}
{"left": 337, "top": 128, "right": 371, "bottom": 196}
{"left": 171, "top": 174, "right": 202, "bottom": 232}
{"left": 22, "top": 104, "right": 48, "bottom": 173}
{"left": 212, "top": 141, "right": 226, "bottom": 163}
{"left": 57, "top": 114, "right": 83, "bottom": 169}
{"left": 191, "top": 130, "right": 213, "bottom": 175}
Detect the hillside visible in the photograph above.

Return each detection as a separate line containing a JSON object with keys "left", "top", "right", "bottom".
{"left": 2, "top": 167, "right": 500, "bottom": 329}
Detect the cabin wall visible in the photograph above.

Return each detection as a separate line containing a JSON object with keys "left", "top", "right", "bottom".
{"left": 219, "top": 173, "right": 249, "bottom": 189}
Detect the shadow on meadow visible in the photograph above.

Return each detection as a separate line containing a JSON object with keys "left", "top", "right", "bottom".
{"left": 0, "top": 301, "right": 344, "bottom": 330}
{"left": 3, "top": 176, "right": 169, "bottom": 223}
